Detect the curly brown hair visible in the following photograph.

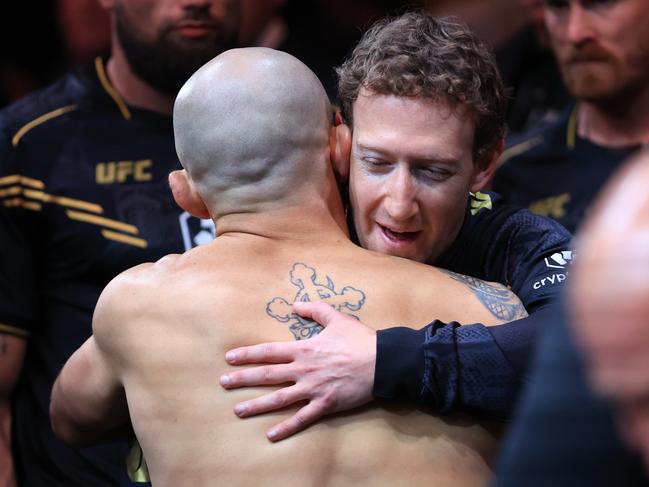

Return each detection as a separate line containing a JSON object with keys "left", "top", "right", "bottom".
{"left": 336, "top": 11, "right": 507, "bottom": 163}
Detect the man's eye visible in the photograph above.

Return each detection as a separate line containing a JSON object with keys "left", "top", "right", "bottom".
{"left": 418, "top": 167, "right": 450, "bottom": 181}
{"left": 363, "top": 158, "right": 390, "bottom": 168}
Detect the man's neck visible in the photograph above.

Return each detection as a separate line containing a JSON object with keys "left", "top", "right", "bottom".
{"left": 215, "top": 202, "right": 350, "bottom": 244}
{"left": 105, "top": 45, "right": 175, "bottom": 116}
{"left": 578, "top": 88, "right": 649, "bottom": 148}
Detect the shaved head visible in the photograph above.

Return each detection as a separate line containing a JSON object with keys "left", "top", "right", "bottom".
{"left": 173, "top": 47, "right": 332, "bottom": 216}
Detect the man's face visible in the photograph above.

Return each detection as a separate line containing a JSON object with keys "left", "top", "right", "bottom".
{"left": 544, "top": 0, "right": 649, "bottom": 103}
{"left": 114, "top": 0, "right": 240, "bottom": 94}
{"left": 348, "top": 91, "right": 480, "bottom": 264}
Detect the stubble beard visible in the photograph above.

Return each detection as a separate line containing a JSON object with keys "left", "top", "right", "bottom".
{"left": 115, "top": 4, "right": 238, "bottom": 96}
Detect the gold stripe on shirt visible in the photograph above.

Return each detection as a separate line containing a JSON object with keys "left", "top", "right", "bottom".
{"left": 95, "top": 57, "right": 132, "bottom": 120}
{"left": 101, "top": 230, "right": 147, "bottom": 248}
{"left": 24, "top": 189, "right": 103, "bottom": 214}
{"left": 0, "top": 323, "right": 30, "bottom": 338}
{"left": 0, "top": 186, "right": 21, "bottom": 198}
{"left": 0, "top": 176, "right": 44, "bottom": 190}
{"left": 12, "top": 105, "right": 78, "bottom": 147}
{"left": 66, "top": 210, "right": 139, "bottom": 234}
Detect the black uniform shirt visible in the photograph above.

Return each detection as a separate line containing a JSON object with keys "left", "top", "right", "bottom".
{"left": 493, "top": 105, "right": 640, "bottom": 234}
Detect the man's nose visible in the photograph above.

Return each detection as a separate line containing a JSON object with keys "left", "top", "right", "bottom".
{"left": 384, "top": 166, "right": 418, "bottom": 222}
{"left": 566, "top": 2, "right": 595, "bottom": 45}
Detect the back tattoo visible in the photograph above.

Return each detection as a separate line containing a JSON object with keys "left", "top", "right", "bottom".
{"left": 266, "top": 263, "right": 366, "bottom": 340}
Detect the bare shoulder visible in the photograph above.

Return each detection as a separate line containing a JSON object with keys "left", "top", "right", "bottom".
{"left": 92, "top": 254, "right": 184, "bottom": 353}
{"left": 359, "top": 250, "right": 527, "bottom": 324}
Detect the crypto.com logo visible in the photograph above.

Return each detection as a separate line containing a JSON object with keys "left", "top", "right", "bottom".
{"left": 544, "top": 250, "right": 574, "bottom": 269}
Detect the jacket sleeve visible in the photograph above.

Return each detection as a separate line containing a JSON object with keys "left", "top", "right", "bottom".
{"left": 373, "top": 308, "right": 550, "bottom": 418}
{"left": 373, "top": 210, "right": 573, "bottom": 418}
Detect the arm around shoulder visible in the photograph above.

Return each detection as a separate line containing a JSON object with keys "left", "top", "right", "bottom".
{"left": 49, "top": 272, "right": 139, "bottom": 447}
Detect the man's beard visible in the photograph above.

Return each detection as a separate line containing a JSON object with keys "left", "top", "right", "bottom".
{"left": 557, "top": 42, "right": 648, "bottom": 107}
{"left": 115, "top": 5, "right": 238, "bottom": 95}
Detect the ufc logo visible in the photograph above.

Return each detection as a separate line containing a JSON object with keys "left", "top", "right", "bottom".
{"left": 96, "top": 160, "right": 153, "bottom": 184}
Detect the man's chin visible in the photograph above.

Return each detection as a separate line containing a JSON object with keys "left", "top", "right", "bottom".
{"left": 563, "top": 67, "right": 621, "bottom": 101}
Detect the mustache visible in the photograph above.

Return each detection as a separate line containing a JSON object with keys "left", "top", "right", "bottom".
{"left": 167, "top": 6, "right": 222, "bottom": 31}
{"left": 564, "top": 44, "right": 612, "bottom": 63}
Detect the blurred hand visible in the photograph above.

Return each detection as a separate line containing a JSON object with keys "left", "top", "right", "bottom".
{"left": 220, "top": 301, "right": 376, "bottom": 442}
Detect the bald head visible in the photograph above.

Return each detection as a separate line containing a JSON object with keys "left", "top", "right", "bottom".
{"left": 173, "top": 47, "right": 333, "bottom": 216}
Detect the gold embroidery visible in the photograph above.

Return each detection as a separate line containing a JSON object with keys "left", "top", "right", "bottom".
{"left": 101, "top": 230, "right": 147, "bottom": 248}
{"left": 528, "top": 193, "right": 571, "bottom": 219}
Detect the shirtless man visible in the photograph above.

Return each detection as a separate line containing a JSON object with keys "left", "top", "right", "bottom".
{"left": 50, "top": 47, "right": 524, "bottom": 487}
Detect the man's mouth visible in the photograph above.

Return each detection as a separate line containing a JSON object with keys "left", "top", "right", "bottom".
{"left": 173, "top": 21, "right": 217, "bottom": 39}
{"left": 568, "top": 57, "right": 607, "bottom": 65}
{"left": 566, "top": 47, "right": 610, "bottom": 65}
{"left": 380, "top": 225, "right": 420, "bottom": 242}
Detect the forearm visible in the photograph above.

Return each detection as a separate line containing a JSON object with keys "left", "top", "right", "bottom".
{"left": 50, "top": 339, "right": 130, "bottom": 447}
{"left": 50, "top": 377, "right": 130, "bottom": 447}
{"left": 373, "top": 309, "right": 549, "bottom": 418}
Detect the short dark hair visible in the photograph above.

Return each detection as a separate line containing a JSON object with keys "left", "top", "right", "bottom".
{"left": 336, "top": 11, "right": 507, "bottom": 163}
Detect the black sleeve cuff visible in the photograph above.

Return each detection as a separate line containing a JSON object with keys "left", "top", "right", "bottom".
{"left": 373, "top": 320, "right": 521, "bottom": 418}
{"left": 373, "top": 326, "right": 428, "bottom": 402}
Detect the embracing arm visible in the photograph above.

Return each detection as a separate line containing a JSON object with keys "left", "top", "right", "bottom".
{"left": 222, "top": 289, "right": 534, "bottom": 442}
{"left": 50, "top": 266, "right": 152, "bottom": 447}
{"left": 377, "top": 210, "right": 572, "bottom": 416}
{"left": 222, "top": 302, "right": 376, "bottom": 441}
{"left": 221, "top": 211, "right": 571, "bottom": 438}
{"left": 374, "top": 305, "right": 550, "bottom": 417}
{"left": 50, "top": 336, "right": 130, "bottom": 447}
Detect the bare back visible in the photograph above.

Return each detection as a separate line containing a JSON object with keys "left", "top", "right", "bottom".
{"left": 97, "top": 234, "right": 523, "bottom": 487}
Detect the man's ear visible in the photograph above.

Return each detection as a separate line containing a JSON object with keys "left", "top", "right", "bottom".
{"left": 330, "top": 123, "right": 352, "bottom": 183}
{"left": 168, "top": 170, "right": 211, "bottom": 219}
{"left": 470, "top": 138, "right": 504, "bottom": 192}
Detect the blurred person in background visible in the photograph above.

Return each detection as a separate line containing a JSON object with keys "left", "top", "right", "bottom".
{"left": 237, "top": 0, "right": 287, "bottom": 48}
{"left": 494, "top": 0, "right": 571, "bottom": 133}
{"left": 263, "top": 0, "right": 414, "bottom": 100}
{"left": 570, "top": 150, "right": 649, "bottom": 477}
{"left": 493, "top": 150, "right": 649, "bottom": 487}
{"left": 56, "top": 0, "right": 112, "bottom": 68}
{"left": 494, "top": 0, "right": 649, "bottom": 234}
{"left": 425, "top": 0, "right": 571, "bottom": 133}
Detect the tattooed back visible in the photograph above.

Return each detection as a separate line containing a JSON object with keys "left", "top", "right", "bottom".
{"left": 91, "top": 233, "right": 525, "bottom": 487}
